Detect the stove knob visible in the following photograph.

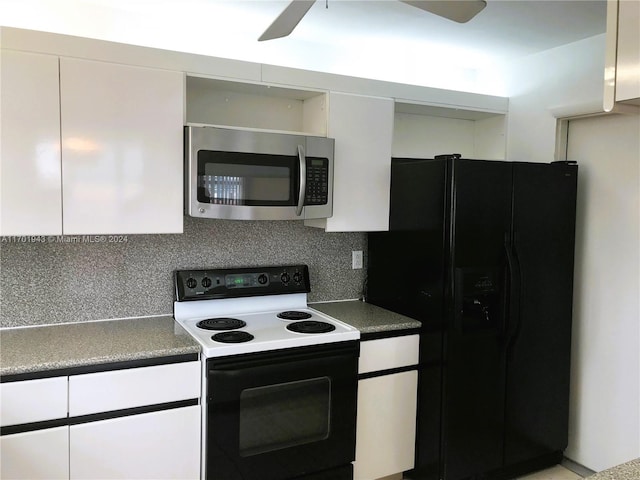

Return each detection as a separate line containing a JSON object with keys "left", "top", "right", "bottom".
{"left": 186, "top": 278, "right": 197, "bottom": 289}
{"left": 202, "top": 277, "right": 212, "bottom": 288}
{"left": 258, "top": 274, "right": 268, "bottom": 285}
{"left": 293, "top": 272, "right": 303, "bottom": 284}
{"left": 280, "top": 272, "right": 290, "bottom": 284}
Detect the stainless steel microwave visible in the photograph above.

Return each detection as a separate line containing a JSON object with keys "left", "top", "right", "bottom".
{"left": 185, "top": 126, "right": 334, "bottom": 221}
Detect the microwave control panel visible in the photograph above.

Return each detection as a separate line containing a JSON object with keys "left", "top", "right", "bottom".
{"left": 305, "top": 157, "right": 329, "bottom": 205}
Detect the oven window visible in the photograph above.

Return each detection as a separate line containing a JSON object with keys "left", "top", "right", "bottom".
{"left": 197, "top": 151, "right": 297, "bottom": 206}
{"left": 239, "top": 377, "right": 331, "bottom": 457}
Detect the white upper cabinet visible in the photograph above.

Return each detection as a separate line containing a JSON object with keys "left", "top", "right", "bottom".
{"left": 604, "top": 0, "right": 640, "bottom": 110}
{"left": 2, "top": 28, "right": 510, "bottom": 235}
{"left": 60, "top": 58, "right": 184, "bottom": 234}
{"left": 0, "top": 50, "right": 184, "bottom": 235}
{"left": 306, "top": 92, "right": 395, "bottom": 232}
{"left": 614, "top": 0, "right": 640, "bottom": 103}
{"left": 0, "top": 50, "right": 62, "bottom": 236}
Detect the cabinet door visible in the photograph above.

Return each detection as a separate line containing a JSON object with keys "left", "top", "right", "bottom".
{"left": 0, "top": 427, "right": 69, "bottom": 480}
{"left": 615, "top": 0, "right": 640, "bottom": 102}
{"left": 70, "top": 405, "right": 200, "bottom": 480}
{"left": 0, "top": 50, "right": 62, "bottom": 235}
{"left": 306, "top": 92, "right": 394, "bottom": 232}
{"left": 354, "top": 371, "right": 418, "bottom": 480}
{"left": 59, "top": 58, "right": 184, "bottom": 234}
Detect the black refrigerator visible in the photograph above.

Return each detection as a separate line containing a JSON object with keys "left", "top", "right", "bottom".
{"left": 366, "top": 156, "right": 578, "bottom": 480}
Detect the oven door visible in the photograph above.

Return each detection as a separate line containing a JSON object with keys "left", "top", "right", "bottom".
{"left": 205, "top": 341, "right": 358, "bottom": 480}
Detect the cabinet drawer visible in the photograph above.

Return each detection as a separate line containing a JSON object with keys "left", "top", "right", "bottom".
{"left": 69, "top": 361, "right": 200, "bottom": 416}
{"left": 0, "top": 377, "right": 68, "bottom": 426}
{"left": 359, "top": 334, "right": 419, "bottom": 374}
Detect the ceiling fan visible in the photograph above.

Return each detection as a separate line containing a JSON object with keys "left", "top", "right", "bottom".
{"left": 258, "top": 0, "right": 488, "bottom": 41}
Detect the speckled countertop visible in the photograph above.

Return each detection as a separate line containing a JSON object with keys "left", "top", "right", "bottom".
{"left": 588, "top": 458, "right": 640, "bottom": 480}
{"left": 310, "top": 300, "right": 421, "bottom": 337}
{"left": 0, "top": 316, "right": 200, "bottom": 377}
{"left": 1, "top": 302, "right": 418, "bottom": 376}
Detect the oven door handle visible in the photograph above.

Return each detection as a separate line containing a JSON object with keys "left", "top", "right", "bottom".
{"left": 296, "top": 144, "right": 306, "bottom": 217}
{"left": 209, "top": 341, "right": 360, "bottom": 370}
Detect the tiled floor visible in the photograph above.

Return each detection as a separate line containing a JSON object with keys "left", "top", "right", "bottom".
{"left": 518, "top": 465, "right": 583, "bottom": 480}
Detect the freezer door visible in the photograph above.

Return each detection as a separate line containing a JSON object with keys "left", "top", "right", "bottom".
{"left": 442, "top": 159, "right": 512, "bottom": 480}
{"left": 503, "top": 162, "right": 577, "bottom": 467}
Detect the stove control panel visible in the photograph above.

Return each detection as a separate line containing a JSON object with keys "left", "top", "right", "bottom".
{"left": 175, "top": 265, "right": 310, "bottom": 301}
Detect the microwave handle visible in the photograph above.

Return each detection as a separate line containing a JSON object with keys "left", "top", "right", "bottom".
{"left": 296, "top": 144, "right": 306, "bottom": 217}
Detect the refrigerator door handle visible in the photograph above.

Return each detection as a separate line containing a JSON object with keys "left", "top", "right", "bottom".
{"left": 504, "top": 235, "right": 523, "bottom": 356}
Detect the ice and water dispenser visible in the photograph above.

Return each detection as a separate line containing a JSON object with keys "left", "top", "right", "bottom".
{"left": 454, "top": 269, "right": 502, "bottom": 333}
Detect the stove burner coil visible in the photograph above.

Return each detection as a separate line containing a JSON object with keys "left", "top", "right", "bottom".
{"left": 211, "top": 331, "right": 255, "bottom": 343}
{"left": 197, "top": 318, "right": 247, "bottom": 331}
{"left": 277, "top": 311, "right": 313, "bottom": 320}
{"left": 286, "top": 320, "right": 336, "bottom": 334}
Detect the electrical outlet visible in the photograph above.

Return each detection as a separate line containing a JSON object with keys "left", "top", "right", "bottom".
{"left": 352, "top": 250, "right": 363, "bottom": 269}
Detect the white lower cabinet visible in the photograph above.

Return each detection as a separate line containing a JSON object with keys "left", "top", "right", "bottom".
{"left": 70, "top": 405, "right": 201, "bottom": 480}
{"left": 0, "top": 377, "right": 68, "bottom": 427}
{"left": 355, "top": 371, "right": 418, "bottom": 480}
{"left": 354, "top": 334, "right": 419, "bottom": 480}
{"left": 0, "top": 377, "right": 69, "bottom": 480}
{"left": 0, "top": 359, "right": 201, "bottom": 480}
{"left": 68, "top": 361, "right": 201, "bottom": 416}
{"left": 0, "top": 427, "right": 69, "bottom": 480}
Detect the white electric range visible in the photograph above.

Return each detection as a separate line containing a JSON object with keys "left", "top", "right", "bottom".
{"left": 173, "top": 265, "right": 359, "bottom": 357}
{"left": 173, "top": 265, "right": 360, "bottom": 480}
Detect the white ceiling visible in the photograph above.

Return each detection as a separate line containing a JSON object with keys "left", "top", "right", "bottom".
{"left": 226, "top": 0, "right": 607, "bottom": 59}
{"left": 0, "top": 0, "right": 607, "bottom": 94}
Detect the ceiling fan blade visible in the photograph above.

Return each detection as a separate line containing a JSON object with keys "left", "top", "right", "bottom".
{"left": 258, "top": 0, "right": 316, "bottom": 41}
{"left": 401, "top": 0, "right": 487, "bottom": 23}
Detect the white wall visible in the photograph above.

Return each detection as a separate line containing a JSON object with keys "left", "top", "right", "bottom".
{"left": 497, "top": 33, "right": 640, "bottom": 471}
{"left": 496, "top": 34, "right": 607, "bottom": 163}
{"left": 566, "top": 112, "right": 640, "bottom": 472}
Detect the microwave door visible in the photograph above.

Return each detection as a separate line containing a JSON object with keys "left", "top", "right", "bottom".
{"left": 194, "top": 162, "right": 302, "bottom": 221}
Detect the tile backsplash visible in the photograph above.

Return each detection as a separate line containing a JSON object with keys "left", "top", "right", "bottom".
{"left": 0, "top": 218, "right": 366, "bottom": 328}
